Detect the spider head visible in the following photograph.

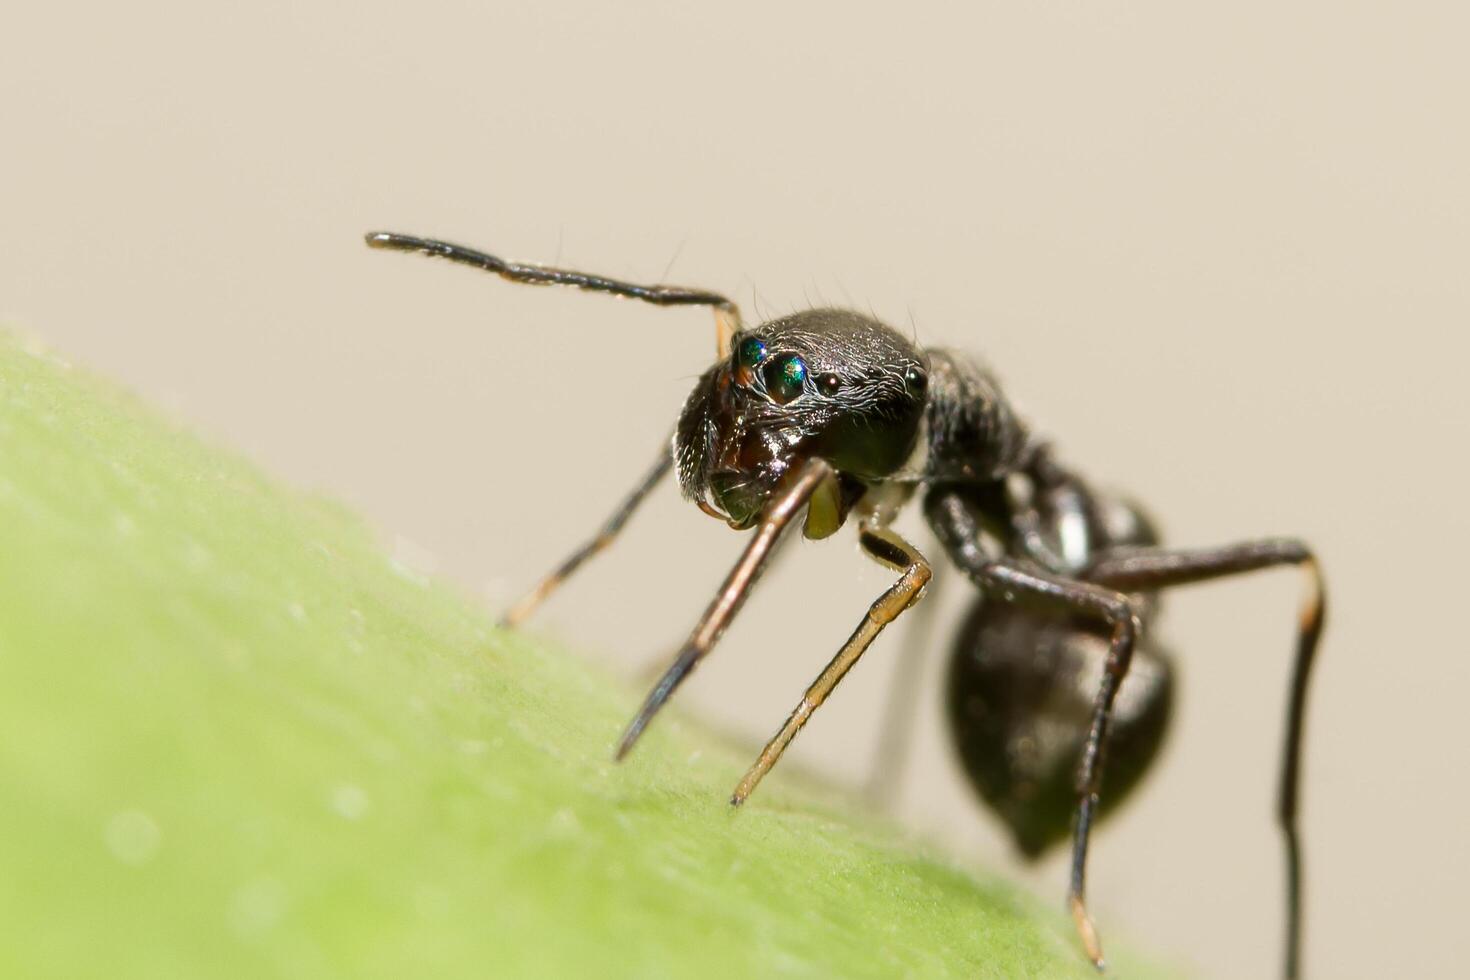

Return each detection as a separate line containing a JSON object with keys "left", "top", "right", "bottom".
{"left": 674, "top": 309, "right": 929, "bottom": 532}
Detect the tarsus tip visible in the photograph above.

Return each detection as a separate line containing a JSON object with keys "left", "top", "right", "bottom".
{"left": 613, "top": 725, "right": 642, "bottom": 762}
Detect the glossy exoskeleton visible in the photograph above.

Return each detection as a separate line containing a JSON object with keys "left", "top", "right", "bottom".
{"left": 365, "top": 231, "right": 1327, "bottom": 978}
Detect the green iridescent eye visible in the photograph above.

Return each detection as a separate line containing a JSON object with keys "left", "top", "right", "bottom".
{"left": 736, "top": 336, "right": 767, "bottom": 369}
{"left": 762, "top": 353, "right": 807, "bottom": 404}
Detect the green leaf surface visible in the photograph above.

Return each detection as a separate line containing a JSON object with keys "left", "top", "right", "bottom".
{"left": 0, "top": 334, "right": 1177, "bottom": 979}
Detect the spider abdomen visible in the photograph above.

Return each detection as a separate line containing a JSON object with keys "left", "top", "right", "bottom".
{"left": 947, "top": 600, "right": 1175, "bottom": 858}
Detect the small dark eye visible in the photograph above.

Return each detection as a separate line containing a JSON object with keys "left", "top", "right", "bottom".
{"left": 817, "top": 373, "right": 843, "bottom": 396}
{"left": 904, "top": 366, "right": 928, "bottom": 395}
{"left": 736, "top": 336, "right": 767, "bottom": 369}
{"left": 762, "top": 353, "right": 807, "bottom": 404}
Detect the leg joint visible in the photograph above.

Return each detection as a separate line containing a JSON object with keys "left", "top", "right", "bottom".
{"left": 869, "top": 560, "right": 931, "bottom": 624}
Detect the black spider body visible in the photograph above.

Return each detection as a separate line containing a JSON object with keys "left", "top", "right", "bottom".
{"left": 365, "top": 232, "right": 1326, "bottom": 978}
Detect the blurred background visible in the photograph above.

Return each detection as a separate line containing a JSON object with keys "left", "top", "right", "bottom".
{"left": 3, "top": 2, "right": 1466, "bottom": 976}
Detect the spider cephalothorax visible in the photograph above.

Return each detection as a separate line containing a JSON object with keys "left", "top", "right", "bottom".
{"left": 674, "top": 309, "right": 929, "bottom": 529}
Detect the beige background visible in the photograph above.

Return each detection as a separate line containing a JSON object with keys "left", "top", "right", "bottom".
{"left": 4, "top": 2, "right": 1466, "bottom": 976}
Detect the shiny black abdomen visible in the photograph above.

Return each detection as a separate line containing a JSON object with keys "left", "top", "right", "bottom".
{"left": 941, "top": 476, "right": 1176, "bottom": 859}
{"left": 946, "top": 600, "right": 1174, "bottom": 858}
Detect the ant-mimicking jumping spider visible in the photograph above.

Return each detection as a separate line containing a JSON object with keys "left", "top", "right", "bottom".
{"left": 366, "top": 231, "right": 1326, "bottom": 978}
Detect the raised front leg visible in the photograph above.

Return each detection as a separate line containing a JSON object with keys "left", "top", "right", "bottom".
{"left": 730, "top": 525, "right": 931, "bottom": 806}
{"left": 365, "top": 232, "right": 742, "bottom": 357}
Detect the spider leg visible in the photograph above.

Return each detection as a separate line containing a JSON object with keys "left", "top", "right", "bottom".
{"left": 501, "top": 442, "right": 672, "bottom": 628}
{"left": 863, "top": 559, "right": 944, "bottom": 810}
{"left": 614, "top": 458, "right": 834, "bottom": 759}
{"left": 1084, "top": 540, "right": 1326, "bottom": 980}
{"left": 925, "top": 487, "right": 1143, "bottom": 973}
{"left": 365, "top": 232, "right": 742, "bottom": 357}
{"left": 731, "top": 525, "right": 931, "bottom": 806}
